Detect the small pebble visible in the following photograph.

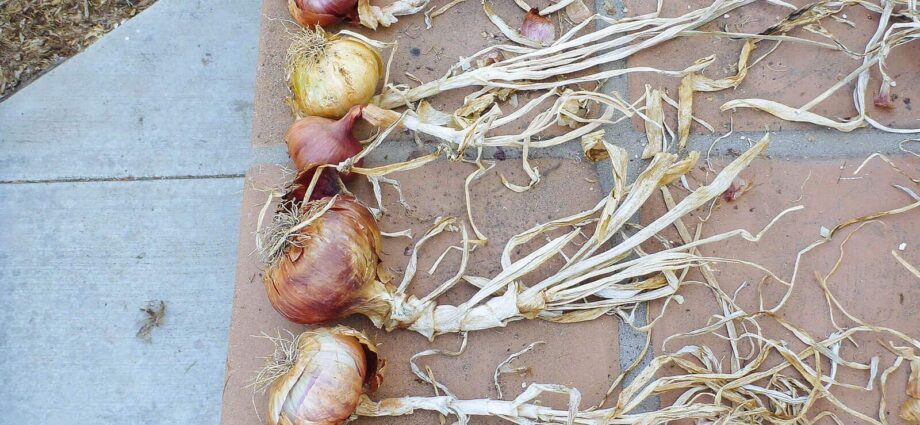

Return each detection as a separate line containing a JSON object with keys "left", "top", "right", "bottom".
{"left": 409, "top": 47, "right": 421, "bottom": 57}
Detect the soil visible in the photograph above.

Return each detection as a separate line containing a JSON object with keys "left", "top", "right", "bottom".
{"left": 0, "top": 0, "right": 157, "bottom": 101}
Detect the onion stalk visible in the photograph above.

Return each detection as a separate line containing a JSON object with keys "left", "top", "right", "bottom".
{"left": 261, "top": 136, "right": 797, "bottom": 340}
{"left": 263, "top": 321, "right": 920, "bottom": 425}
{"left": 372, "top": 0, "right": 790, "bottom": 109}
{"left": 283, "top": 104, "right": 365, "bottom": 201}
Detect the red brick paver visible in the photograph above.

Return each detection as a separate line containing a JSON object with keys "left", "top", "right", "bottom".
{"left": 643, "top": 153, "right": 920, "bottom": 423}
{"left": 625, "top": 0, "right": 920, "bottom": 132}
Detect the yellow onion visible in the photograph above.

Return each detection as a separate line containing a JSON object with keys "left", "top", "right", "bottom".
{"left": 901, "top": 398, "right": 920, "bottom": 423}
{"left": 268, "top": 326, "right": 384, "bottom": 425}
{"left": 288, "top": 0, "right": 358, "bottom": 28}
{"left": 264, "top": 195, "right": 391, "bottom": 324}
{"left": 288, "top": 29, "right": 382, "bottom": 119}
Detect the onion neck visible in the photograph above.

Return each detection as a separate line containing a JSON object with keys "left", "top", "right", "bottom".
{"left": 350, "top": 279, "right": 396, "bottom": 328}
{"left": 334, "top": 104, "right": 364, "bottom": 139}
{"left": 362, "top": 104, "right": 466, "bottom": 146}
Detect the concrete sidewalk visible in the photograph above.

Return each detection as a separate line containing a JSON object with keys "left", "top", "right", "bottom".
{"left": 0, "top": 0, "right": 259, "bottom": 423}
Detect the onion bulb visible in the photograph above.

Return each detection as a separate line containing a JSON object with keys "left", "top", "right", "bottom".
{"left": 283, "top": 105, "right": 364, "bottom": 202}
{"left": 288, "top": 0, "right": 358, "bottom": 28}
{"left": 285, "top": 104, "right": 364, "bottom": 173}
{"left": 268, "top": 326, "right": 384, "bottom": 425}
{"left": 288, "top": 29, "right": 382, "bottom": 119}
{"left": 264, "top": 195, "right": 391, "bottom": 324}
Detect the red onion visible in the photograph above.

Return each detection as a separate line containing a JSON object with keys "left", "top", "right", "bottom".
{"left": 264, "top": 195, "right": 390, "bottom": 325}
{"left": 283, "top": 104, "right": 364, "bottom": 202}
{"left": 285, "top": 104, "right": 364, "bottom": 172}
{"left": 288, "top": 0, "right": 358, "bottom": 28}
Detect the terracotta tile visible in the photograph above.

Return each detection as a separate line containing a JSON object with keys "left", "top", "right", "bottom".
{"left": 220, "top": 158, "right": 619, "bottom": 425}
{"left": 624, "top": 0, "right": 920, "bottom": 132}
{"left": 252, "top": 0, "right": 596, "bottom": 147}
{"left": 641, "top": 153, "right": 920, "bottom": 423}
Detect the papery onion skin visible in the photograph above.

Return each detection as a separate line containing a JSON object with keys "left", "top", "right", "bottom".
{"left": 285, "top": 105, "right": 364, "bottom": 173}
{"left": 521, "top": 8, "right": 555, "bottom": 44}
{"left": 264, "top": 195, "right": 391, "bottom": 324}
{"left": 901, "top": 398, "right": 920, "bottom": 423}
{"left": 909, "top": 358, "right": 920, "bottom": 399}
{"left": 290, "top": 31, "right": 382, "bottom": 119}
{"left": 874, "top": 79, "right": 895, "bottom": 109}
{"left": 268, "top": 327, "right": 384, "bottom": 425}
{"left": 283, "top": 166, "right": 345, "bottom": 204}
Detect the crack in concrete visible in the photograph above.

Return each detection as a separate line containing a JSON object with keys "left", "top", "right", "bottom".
{"left": 0, "top": 173, "right": 246, "bottom": 185}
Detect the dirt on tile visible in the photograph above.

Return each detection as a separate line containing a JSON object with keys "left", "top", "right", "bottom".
{"left": 0, "top": 0, "right": 157, "bottom": 100}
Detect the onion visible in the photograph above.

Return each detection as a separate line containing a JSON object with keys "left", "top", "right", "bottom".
{"left": 267, "top": 326, "right": 384, "bottom": 425}
{"left": 282, "top": 166, "right": 345, "bottom": 204}
{"left": 283, "top": 105, "right": 364, "bottom": 202}
{"left": 263, "top": 195, "right": 391, "bottom": 324}
{"left": 289, "top": 0, "right": 340, "bottom": 28}
{"left": 285, "top": 104, "right": 364, "bottom": 173}
{"left": 288, "top": 0, "right": 359, "bottom": 28}
{"left": 520, "top": 8, "right": 555, "bottom": 44}
{"left": 288, "top": 29, "right": 382, "bottom": 119}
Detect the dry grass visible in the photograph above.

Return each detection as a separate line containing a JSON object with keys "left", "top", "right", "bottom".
{"left": 0, "top": 0, "right": 157, "bottom": 100}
